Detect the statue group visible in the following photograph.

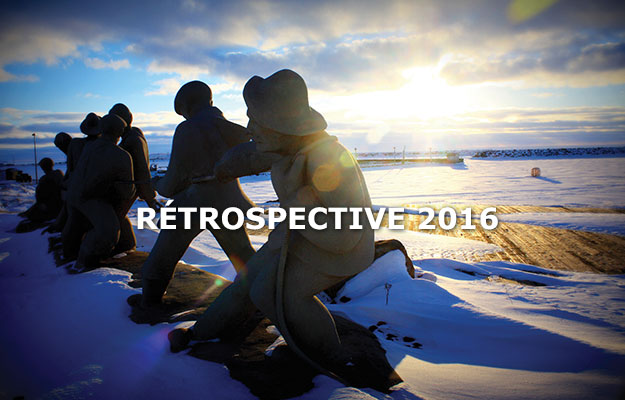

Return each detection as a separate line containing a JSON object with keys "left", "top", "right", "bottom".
{"left": 20, "top": 69, "right": 384, "bottom": 388}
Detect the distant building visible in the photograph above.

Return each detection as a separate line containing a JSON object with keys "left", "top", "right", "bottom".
{"left": 446, "top": 152, "right": 460, "bottom": 163}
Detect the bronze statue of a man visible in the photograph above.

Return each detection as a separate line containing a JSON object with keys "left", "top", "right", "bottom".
{"left": 139, "top": 81, "right": 257, "bottom": 308}
{"left": 18, "top": 158, "right": 64, "bottom": 222}
{"left": 109, "top": 103, "right": 158, "bottom": 254}
{"left": 170, "top": 70, "right": 374, "bottom": 371}
{"left": 65, "top": 114, "right": 135, "bottom": 270}
{"left": 46, "top": 132, "right": 73, "bottom": 232}
{"left": 59, "top": 112, "right": 101, "bottom": 250}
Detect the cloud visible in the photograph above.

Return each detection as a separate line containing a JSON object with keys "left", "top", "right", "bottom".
{"left": 568, "top": 42, "right": 625, "bottom": 72}
{"left": 145, "top": 78, "right": 183, "bottom": 96}
{"left": 0, "top": 69, "right": 38, "bottom": 82}
{"left": 81, "top": 92, "right": 101, "bottom": 99}
{"left": 0, "top": 109, "right": 94, "bottom": 139}
{"left": 1, "top": 0, "right": 624, "bottom": 91}
{"left": 0, "top": 22, "right": 101, "bottom": 82}
{"left": 323, "top": 105, "right": 625, "bottom": 150}
{"left": 1, "top": 104, "right": 624, "bottom": 160}
{"left": 20, "top": 122, "right": 82, "bottom": 134}
{"left": 84, "top": 57, "right": 130, "bottom": 70}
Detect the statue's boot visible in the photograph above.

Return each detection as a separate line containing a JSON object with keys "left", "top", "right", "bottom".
{"left": 140, "top": 278, "right": 169, "bottom": 308}
{"left": 168, "top": 327, "right": 194, "bottom": 353}
{"left": 112, "top": 215, "right": 136, "bottom": 254}
{"left": 127, "top": 279, "right": 188, "bottom": 324}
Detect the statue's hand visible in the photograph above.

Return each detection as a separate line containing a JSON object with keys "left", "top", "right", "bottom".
{"left": 147, "top": 198, "right": 162, "bottom": 212}
{"left": 214, "top": 161, "right": 234, "bottom": 183}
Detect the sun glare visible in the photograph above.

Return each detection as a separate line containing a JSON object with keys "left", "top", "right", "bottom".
{"left": 318, "top": 64, "right": 471, "bottom": 128}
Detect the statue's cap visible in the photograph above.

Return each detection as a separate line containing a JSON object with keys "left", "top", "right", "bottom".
{"left": 174, "top": 81, "right": 212, "bottom": 116}
{"left": 100, "top": 114, "right": 127, "bottom": 137}
{"left": 109, "top": 103, "right": 133, "bottom": 126}
{"left": 38, "top": 157, "right": 54, "bottom": 170}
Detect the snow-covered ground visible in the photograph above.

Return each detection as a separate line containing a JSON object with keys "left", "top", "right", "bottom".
{"left": 1, "top": 212, "right": 624, "bottom": 399}
{"left": 0, "top": 180, "right": 34, "bottom": 213}
{"left": 499, "top": 212, "right": 625, "bottom": 237}
{"left": 240, "top": 157, "right": 625, "bottom": 209}
{"left": 1, "top": 156, "right": 625, "bottom": 399}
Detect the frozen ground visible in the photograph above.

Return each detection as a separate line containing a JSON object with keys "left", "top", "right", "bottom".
{"left": 240, "top": 157, "right": 625, "bottom": 209}
{"left": 499, "top": 212, "right": 625, "bottom": 237}
{"left": 1, "top": 212, "right": 624, "bottom": 399}
{"left": 5, "top": 156, "right": 625, "bottom": 210}
{"left": 1, "top": 156, "right": 625, "bottom": 399}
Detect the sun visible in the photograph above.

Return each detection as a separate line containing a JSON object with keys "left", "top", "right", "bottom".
{"left": 316, "top": 65, "right": 471, "bottom": 124}
{"left": 393, "top": 65, "right": 470, "bottom": 119}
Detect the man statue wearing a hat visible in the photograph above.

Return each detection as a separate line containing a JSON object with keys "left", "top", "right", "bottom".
{"left": 60, "top": 112, "right": 102, "bottom": 251}
{"left": 45, "top": 132, "right": 73, "bottom": 232}
{"left": 18, "top": 157, "right": 64, "bottom": 223}
{"left": 169, "top": 70, "right": 374, "bottom": 376}
{"left": 109, "top": 103, "right": 158, "bottom": 254}
{"left": 137, "top": 81, "right": 261, "bottom": 310}
{"left": 65, "top": 114, "right": 135, "bottom": 271}
{"left": 67, "top": 112, "right": 101, "bottom": 175}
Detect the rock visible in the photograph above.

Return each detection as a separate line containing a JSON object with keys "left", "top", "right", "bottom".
{"left": 188, "top": 314, "right": 402, "bottom": 399}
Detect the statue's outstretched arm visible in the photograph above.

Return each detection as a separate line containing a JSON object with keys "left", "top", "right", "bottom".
{"left": 214, "top": 141, "right": 280, "bottom": 181}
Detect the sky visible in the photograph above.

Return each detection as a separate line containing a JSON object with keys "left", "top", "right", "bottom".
{"left": 0, "top": 0, "right": 624, "bottom": 163}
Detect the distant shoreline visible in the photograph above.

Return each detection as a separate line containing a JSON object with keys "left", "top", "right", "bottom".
{"left": 3, "top": 146, "right": 625, "bottom": 167}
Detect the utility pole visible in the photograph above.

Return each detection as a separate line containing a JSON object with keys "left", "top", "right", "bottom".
{"left": 32, "top": 132, "right": 38, "bottom": 183}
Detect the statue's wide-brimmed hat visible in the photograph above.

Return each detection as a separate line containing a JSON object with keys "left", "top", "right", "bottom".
{"left": 80, "top": 112, "right": 102, "bottom": 136}
{"left": 109, "top": 103, "right": 133, "bottom": 126}
{"left": 243, "top": 69, "right": 326, "bottom": 136}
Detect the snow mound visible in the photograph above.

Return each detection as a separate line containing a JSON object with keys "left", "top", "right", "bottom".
{"left": 337, "top": 250, "right": 413, "bottom": 301}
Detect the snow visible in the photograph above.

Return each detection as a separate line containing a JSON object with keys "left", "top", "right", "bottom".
{"left": 1, "top": 156, "right": 625, "bottom": 399}
{"left": 499, "top": 212, "right": 625, "bottom": 236}
{"left": 236, "top": 157, "right": 625, "bottom": 209}
{"left": 366, "top": 157, "right": 625, "bottom": 209}
{"left": 6, "top": 156, "right": 625, "bottom": 209}
{"left": 0, "top": 181, "right": 34, "bottom": 213}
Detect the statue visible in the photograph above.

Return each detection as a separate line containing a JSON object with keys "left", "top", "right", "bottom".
{"left": 67, "top": 112, "right": 101, "bottom": 174}
{"left": 64, "top": 114, "right": 135, "bottom": 270}
{"left": 138, "top": 81, "right": 258, "bottom": 308}
{"left": 45, "top": 132, "right": 74, "bottom": 233}
{"left": 60, "top": 112, "right": 101, "bottom": 252}
{"left": 109, "top": 103, "right": 158, "bottom": 254}
{"left": 169, "top": 70, "right": 375, "bottom": 375}
{"left": 18, "top": 157, "right": 64, "bottom": 222}
{"left": 54, "top": 132, "right": 72, "bottom": 156}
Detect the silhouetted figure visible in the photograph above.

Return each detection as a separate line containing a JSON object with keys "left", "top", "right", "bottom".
{"left": 171, "top": 70, "right": 374, "bottom": 375}
{"left": 139, "top": 81, "right": 256, "bottom": 308}
{"left": 54, "top": 132, "right": 72, "bottom": 156}
{"left": 66, "top": 112, "right": 101, "bottom": 176}
{"left": 51, "top": 114, "right": 101, "bottom": 234}
{"left": 109, "top": 103, "right": 157, "bottom": 253}
{"left": 64, "top": 114, "right": 135, "bottom": 270}
{"left": 18, "top": 158, "right": 64, "bottom": 224}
